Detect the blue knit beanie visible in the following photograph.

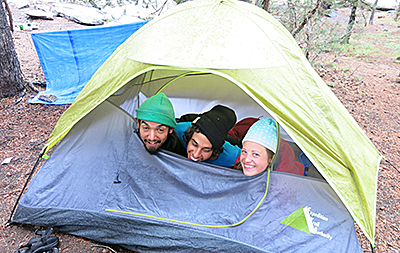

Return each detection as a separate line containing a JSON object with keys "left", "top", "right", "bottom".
{"left": 242, "top": 118, "right": 277, "bottom": 153}
{"left": 135, "top": 93, "right": 177, "bottom": 128}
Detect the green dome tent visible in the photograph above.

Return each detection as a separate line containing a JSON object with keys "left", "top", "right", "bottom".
{"left": 12, "top": 0, "right": 381, "bottom": 250}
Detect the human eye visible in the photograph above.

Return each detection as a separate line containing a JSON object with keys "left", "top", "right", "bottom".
{"left": 253, "top": 152, "right": 260, "bottom": 157}
{"left": 157, "top": 128, "right": 166, "bottom": 133}
{"left": 203, "top": 148, "right": 212, "bottom": 153}
{"left": 141, "top": 125, "right": 149, "bottom": 131}
{"left": 241, "top": 150, "right": 247, "bottom": 155}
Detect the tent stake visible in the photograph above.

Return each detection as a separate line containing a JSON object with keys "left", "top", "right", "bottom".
{"left": 5, "top": 150, "right": 45, "bottom": 227}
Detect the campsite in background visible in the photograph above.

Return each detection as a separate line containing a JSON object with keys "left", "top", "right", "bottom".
{"left": 2, "top": 0, "right": 400, "bottom": 252}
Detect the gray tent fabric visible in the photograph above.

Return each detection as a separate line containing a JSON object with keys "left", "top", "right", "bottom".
{"left": 13, "top": 100, "right": 362, "bottom": 252}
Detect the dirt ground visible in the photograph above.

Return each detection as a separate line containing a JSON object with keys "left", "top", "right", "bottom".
{"left": 1, "top": 3, "right": 400, "bottom": 253}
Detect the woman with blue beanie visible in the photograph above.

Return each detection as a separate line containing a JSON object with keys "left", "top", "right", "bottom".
{"left": 237, "top": 118, "right": 278, "bottom": 177}
{"left": 233, "top": 118, "right": 305, "bottom": 176}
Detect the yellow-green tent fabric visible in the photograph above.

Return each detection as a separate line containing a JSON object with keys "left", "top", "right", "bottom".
{"left": 43, "top": 0, "right": 381, "bottom": 245}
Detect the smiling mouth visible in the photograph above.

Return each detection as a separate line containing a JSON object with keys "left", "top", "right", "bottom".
{"left": 190, "top": 155, "right": 200, "bottom": 162}
{"left": 243, "top": 164, "right": 255, "bottom": 170}
{"left": 145, "top": 139, "right": 161, "bottom": 146}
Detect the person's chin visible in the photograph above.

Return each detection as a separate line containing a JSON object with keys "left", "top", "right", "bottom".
{"left": 145, "top": 144, "right": 160, "bottom": 154}
{"left": 243, "top": 171, "right": 254, "bottom": 177}
{"left": 243, "top": 165, "right": 256, "bottom": 176}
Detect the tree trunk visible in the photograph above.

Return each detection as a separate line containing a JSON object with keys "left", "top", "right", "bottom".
{"left": 369, "top": 0, "right": 378, "bottom": 24}
{"left": 341, "top": 0, "right": 358, "bottom": 44}
{"left": 262, "top": 0, "right": 271, "bottom": 12}
{"left": 395, "top": 2, "right": 400, "bottom": 21}
{"left": 0, "top": 0, "right": 24, "bottom": 98}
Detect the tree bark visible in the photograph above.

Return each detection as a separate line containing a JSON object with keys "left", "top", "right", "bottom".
{"left": 395, "top": 2, "right": 400, "bottom": 21}
{"left": 0, "top": 0, "right": 24, "bottom": 98}
{"left": 292, "top": 0, "right": 321, "bottom": 38}
{"left": 262, "top": 0, "right": 271, "bottom": 12}
{"left": 341, "top": 0, "right": 358, "bottom": 44}
{"left": 369, "top": 0, "right": 378, "bottom": 24}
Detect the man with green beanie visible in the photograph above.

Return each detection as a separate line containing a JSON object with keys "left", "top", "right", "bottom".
{"left": 135, "top": 93, "right": 186, "bottom": 156}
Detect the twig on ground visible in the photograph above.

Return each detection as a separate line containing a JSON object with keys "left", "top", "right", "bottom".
{"left": 382, "top": 157, "right": 400, "bottom": 174}
{"left": 12, "top": 89, "right": 26, "bottom": 106}
{"left": 153, "top": 0, "right": 169, "bottom": 16}
{"left": 337, "top": 65, "right": 361, "bottom": 84}
{"left": 25, "top": 81, "right": 40, "bottom": 93}
{"left": 92, "top": 244, "right": 117, "bottom": 253}
{"left": 347, "top": 65, "right": 361, "bottom": 78}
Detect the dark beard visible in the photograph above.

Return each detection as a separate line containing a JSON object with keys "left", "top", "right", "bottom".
{"left": 146, "top": 145, "right": 160, "bottom": 155}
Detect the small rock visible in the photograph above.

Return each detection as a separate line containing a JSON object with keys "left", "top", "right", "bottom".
{"left": 38, "top": 94, "right": 57, "bottom": 103}
{"left": 9, "top": 0, "right": 30, "bottom": 9}
{"left": 52, "top": 3, "right": 107, "bottom": 25}
{"left": 27, "top": 9, "right": 54, "bottom": 20}
{"left": 327, "top": 9, "right": 338, "bottom": 18}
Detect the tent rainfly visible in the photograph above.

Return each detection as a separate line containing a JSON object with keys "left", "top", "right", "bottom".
{"left": 11, "top": 0, "right": 382, "bottom": 252}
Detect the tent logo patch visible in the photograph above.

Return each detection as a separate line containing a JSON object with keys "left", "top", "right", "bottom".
{"left": 281, "top": 206, "right": 333, "bottom": 241}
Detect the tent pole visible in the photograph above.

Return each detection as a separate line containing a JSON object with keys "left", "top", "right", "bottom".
{"left": 5, "top": 150, "right": 45, "bottom": 227}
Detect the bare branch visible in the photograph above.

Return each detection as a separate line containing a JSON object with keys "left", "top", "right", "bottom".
{"left": 2, "top": 0, "right": 13, "bottom": 32}
{"left": 292, "top": 0, "right": 321, "bottom": 38}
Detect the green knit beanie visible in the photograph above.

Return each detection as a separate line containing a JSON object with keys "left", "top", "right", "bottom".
{"left": 135, "top": 93, "right": 177, "bottom": 128}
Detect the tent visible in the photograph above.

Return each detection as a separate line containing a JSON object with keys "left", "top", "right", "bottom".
{"left": 11, "top": 0, "right": 382, "bottom": 251}
{"left": 29, "top": 21, "right": 147, "bottom": 105}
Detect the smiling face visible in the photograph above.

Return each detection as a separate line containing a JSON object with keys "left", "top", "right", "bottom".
{"left": 186, "top": 131, "right": 214, "bottom": 162}
{"left": 138, "top": 120, "right": 173, "bottom": 154}
{"left": 240, "top": 141, "right": 272, "bottom": 177}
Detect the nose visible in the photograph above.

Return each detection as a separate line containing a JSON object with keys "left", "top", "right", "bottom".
{"left": 149, "top": 130, "right": 156, "bottom": 140}
{"left": 243, "top": 154, "right": 251, "bottom": 163}
{"left": 193, "top": 148, "right": 202, "bottom": 158}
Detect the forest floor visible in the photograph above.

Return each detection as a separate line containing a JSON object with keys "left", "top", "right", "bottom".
{"left": 1, "top": 3, "right": 400, "bottom": 253}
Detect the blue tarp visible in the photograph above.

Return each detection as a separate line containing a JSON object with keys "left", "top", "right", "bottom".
{"left": 29, "top": 21, "right": 147, "bottom": 105}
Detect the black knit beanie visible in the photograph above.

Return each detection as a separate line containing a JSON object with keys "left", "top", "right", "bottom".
{"left": 192, "top": 105, "right": 237, "bottom": 150}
